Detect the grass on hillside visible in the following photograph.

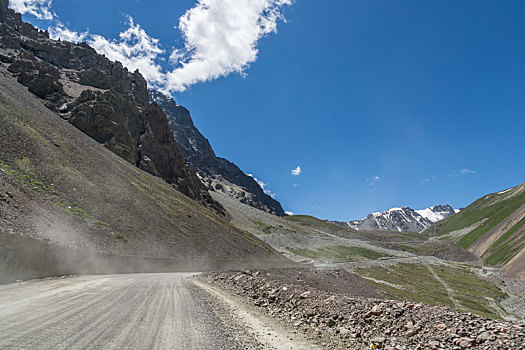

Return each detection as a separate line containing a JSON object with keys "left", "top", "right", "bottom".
{"left": 0, "top": 158, "right": 55, "bottom": 193}
{"left": 484, "top": 217, "right": 525, "bottom": 266}
{"left": 426, "top": 188, "right": 524, "bottom": 240}
{"left": 285, "top": 245, "right": 390, "bottom": 262}
{"left": 355, "top": 262, "right": 508, "bottom": 319}
{"left": 423, "top": 186, "right": 525, "bottom": 266}
{"left": 283, "top": 215, "right": 355, "bottom": 235}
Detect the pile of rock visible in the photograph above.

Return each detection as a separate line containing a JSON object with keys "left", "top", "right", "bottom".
{"left": 201, "top": 270, "right": 525, "bottom": 349}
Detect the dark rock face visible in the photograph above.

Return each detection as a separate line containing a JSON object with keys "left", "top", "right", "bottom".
{"left": 149, "top": 89, "right": 286, "bottom": 216}
{"left": 0, "top": 0, "right": 224, "bottom": 214}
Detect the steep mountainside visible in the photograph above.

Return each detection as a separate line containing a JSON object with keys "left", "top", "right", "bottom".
{"left": 424, "top": 182, "right": 525, "bottom": 280}
{"left": 0, "top": 2, "right": 290, "bottom": 282}
{"left": 150, "top": 90, "right": 285, "bottom": 216}
{"left": 0, "top": 0, "right": 224, "bottom": 214}
{"left": 0, "top": 65, "right": 284, "bottom": 262}
{"left": 343, "top": 205, "right": 457, "bottom": 233}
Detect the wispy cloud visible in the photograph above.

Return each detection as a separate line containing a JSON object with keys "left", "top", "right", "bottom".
{"left": 291, "top": 166, "right": 301, "bottom": 176}
{"left": 460, "top": 168, "right": 476, "bottom": 175}
{"left": 247, "top": 174, "right": 277, "bottom": 198}
{"left": 449, "top": 168, "right": 476, "bottom": 178}
{"left": 43, "top": 0, "right": 291, "bottom": 93}
{"left": 366, "top": 175, "right": 380, "bottom": 186}
{"left": 292, "top": 183, "right": 300, "bottom": 188}
{"left": 421, "top": 175, "right": 436, "bottom": 185}
{"left": 8, "top": 0, "right": 54, "bottom": 20}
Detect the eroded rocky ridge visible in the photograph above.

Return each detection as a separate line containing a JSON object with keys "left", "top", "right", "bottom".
{"left": 150, "top": 89, "right": 285, "bottom": 216}
{"left": 0, "top": 0, "right": 223, "bottom": 214}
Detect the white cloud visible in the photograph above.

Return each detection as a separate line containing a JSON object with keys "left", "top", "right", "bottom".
{"left": 449, "top": 168, "right": 476, "bottom": 178}
{"left": 247, "top": 174, "right": 277, "bottom": 198}
{"left": 88, "top": 17, "right": 167, "bottom": 88}
{"left": 292, "top": 183, "right": 300, "bottom": 188}
{"left": 8, "top": 0, "right": 54, "bottom": 20}
{"left": 48, "top": 23, "right": 88, "bottom": 43}
{"left": 165, "top": 0, "right": 292, "bottom": 92}
{"left": 291, "top": 166, "right": 301, "bottom": 176}
{"left": 285, "top": 211, "right": 293, "bottom": 215}
{"left": 366, "top": 175, "right": 380, "bottom": 186}
{"left": 19, "top": 0, "right": 292, "bottom": 92}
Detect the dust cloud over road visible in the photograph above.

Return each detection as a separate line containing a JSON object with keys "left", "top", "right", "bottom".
{"left": 0, "top": 273, "right": 317, "bottom": 350}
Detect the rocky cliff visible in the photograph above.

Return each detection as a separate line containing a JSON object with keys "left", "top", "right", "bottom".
{"left": 150, "top": 89, "right": 285, "bottom": 216}
{"left": 0, "top": 0, "right": 223, "bottom": 214}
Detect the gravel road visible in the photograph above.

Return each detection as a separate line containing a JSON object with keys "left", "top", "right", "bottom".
{"left": 0, "top": 273, "right": 318, "bottom": 350}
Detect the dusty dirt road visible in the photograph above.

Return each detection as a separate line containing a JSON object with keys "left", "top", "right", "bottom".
{"left": 0, "top": 273, "right": 319, "bottom": 350}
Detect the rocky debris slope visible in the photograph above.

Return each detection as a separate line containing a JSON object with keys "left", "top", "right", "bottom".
{"left": 202, "top": 269, "right": 525, "bottom": 350}
{"left": 342, "top": 205, "right": 457, "bottom": 233}
{"left": 0, "top": 1, "right": 223, "bottom": 214}
{"left": 149, "top": 89, "right": 285, "bottom": 216}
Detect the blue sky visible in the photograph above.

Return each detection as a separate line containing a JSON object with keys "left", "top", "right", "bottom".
{"left": 14, "top": 0, "right": 525, "bottom": 220}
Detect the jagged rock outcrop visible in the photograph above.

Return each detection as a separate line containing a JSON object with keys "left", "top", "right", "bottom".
{"left": 339, "top": 205, "right": 458, "bottom": 233}
{"left": 150, "top": 89, "right": 286, "bottom": 216}
{"left": 0, "top": 0, "right": 224, "bottom": 215}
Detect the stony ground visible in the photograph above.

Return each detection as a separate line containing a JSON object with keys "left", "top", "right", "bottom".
{"left": 201, "top": 269, "right": 525, "bottom": 350}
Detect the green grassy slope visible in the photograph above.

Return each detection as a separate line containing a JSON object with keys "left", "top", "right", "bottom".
{"left": 424, "top": 183, "right": 525, "bottom": 267}
{"left": 356, "top": 262, "right": 510, "bottom": 319}
{"left": 283, "top": 215, "right": 357, "bottom": 236}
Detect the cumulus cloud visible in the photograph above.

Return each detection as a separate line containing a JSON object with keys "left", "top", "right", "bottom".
{"left": 247, "top": 174, "right": 277, "bottom": 198}
{"left": 26, "top": 0, "right": 292, "bottom": 93}
{"left": 48, "top": 23, "right": 88, "bottom": 43}
{"left": 285, "top": 211, "right": 293, "bottom": 215}
{"left": 165, "top": 0, "right": 292, "bottom": 92}
{"left": 8, "top": 0, "right": 54, "bottom": 20}
{"left": 88, "top": 17, "right": 167, "bottom": 88}
{"left": 291, "top": 166, "right": 301, "bottom": 176}
{"left": 366, "top": 175, "right": 380, "bottom": 186}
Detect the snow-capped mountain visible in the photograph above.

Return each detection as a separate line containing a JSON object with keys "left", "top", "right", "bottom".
{"left": 345, "top": 205, "right": 458, "bottom": 233}
{"left": 416, "top": 205, "right": 460, "bottom": 223}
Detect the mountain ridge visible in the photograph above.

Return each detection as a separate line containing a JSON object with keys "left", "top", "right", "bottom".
{"left": 149, "top": 89, "right": 286, "bottom": 216}
{"left": 0, "top": 0, "right": 226, "bottom": 215}
{"left": 0, "top": 1, "right": 289, "bottom": 282}
{"left": 424, "top": 182, "right": 525, "bottom": 280}
{"left": 335, "top": 205, "right": 458, "bottom": 233}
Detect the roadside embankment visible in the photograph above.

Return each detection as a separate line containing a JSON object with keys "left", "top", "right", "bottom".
{"left": 201, "top": 269, "right": 525, "bottom": 350}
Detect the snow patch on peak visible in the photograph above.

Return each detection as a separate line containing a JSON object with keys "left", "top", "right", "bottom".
{"left": 345, "top": 204, "right": 459, "bottom": 233}
{"left": 416, "top": 208, "right": 445, "bottom": 222}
